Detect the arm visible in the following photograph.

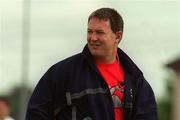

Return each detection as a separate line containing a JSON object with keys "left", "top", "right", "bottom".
{"left": 26, "top": 66, "right": 56, "bottom": 120}
{"left": 133, "top": 78, "right": 158, "bottom": 120}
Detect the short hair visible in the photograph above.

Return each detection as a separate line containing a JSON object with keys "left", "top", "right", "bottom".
{"left": 88, "top": 8, "right": 124, "bottom": 33}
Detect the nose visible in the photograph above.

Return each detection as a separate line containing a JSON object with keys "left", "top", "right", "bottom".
{"left": 88, "top": 32, "right": 98, "bottom": 42}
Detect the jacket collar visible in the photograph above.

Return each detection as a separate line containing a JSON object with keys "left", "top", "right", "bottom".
{"left": 82, "top": 44, "right": 143, "bottom": 78}
{"left": 117, "top": 48, "right": 143, "bottom": 78}
{"left": 82, "top": 44, "right": 99, "bottom": 73}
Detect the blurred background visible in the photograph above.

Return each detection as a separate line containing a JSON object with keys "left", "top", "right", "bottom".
{"left": 0, "top": 0, "right": 179, "bottom": 120}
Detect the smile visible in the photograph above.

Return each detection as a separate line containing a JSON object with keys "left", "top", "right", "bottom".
{"left": 90, "top": 43, "right": 101, "bottom": 47}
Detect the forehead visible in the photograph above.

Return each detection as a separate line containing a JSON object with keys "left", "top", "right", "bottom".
{"left": 88, "top": 17, "right": 111, "bottom": 30}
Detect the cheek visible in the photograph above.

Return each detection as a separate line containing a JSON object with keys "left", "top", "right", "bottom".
{"left": 87, "top": 34, "right": 92, "bottom": 40}
{"left": 87, "top": 36, "right": 90, "bottom": 42}
{"left": 87, "top": 39, "right": 91, "bottom": 44}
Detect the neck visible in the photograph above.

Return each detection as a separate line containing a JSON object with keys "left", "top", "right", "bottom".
{"left": 95, "top": 51, "right": 117, "bottom": 64}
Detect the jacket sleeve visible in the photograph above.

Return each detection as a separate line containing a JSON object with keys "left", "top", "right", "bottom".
{"left": 26, "top": 65, "right": 60, "bottom": 120}
{"left": 133, "top": 78, "right": 158, "bottom": 120}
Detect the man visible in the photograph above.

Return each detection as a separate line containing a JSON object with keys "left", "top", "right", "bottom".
{"left": 26, "top": 8, "right": 158, "bottom": 120}
{"left": 0, "top": 97, "right": 14, "bottom": 120}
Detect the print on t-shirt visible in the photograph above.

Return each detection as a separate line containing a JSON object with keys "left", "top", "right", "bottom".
{"left": 109, "top": 84, "right": 124, "bottom": 108}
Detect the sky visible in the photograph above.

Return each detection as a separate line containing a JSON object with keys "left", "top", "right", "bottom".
{"left": 0, "top": 0, "right": 180, "bottom": 99}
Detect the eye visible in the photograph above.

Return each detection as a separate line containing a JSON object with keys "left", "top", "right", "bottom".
{"left": 87, "top": 30, "right": 93, "bottom": 34}
{"left": 96, "top": 30, "right": 105, "bottom": 35}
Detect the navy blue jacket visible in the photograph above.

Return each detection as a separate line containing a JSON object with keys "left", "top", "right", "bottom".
{"left": 26, "top": 45, "right": 158, "bottom": 120}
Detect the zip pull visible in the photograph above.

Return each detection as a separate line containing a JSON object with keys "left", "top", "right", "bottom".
{"left": 130, "top": 89, "right": 133, "bottom": 99}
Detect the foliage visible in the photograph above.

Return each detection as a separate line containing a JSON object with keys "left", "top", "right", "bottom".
{"left": 157, "top": 78, "right": 173, "bottom": 120}
{"left": 7, "top": 86, "right": 32, "bottom": 120}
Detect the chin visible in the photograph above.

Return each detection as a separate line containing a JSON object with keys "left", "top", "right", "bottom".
{"left": 90, "top": 51, "right": 103, "bottom": 59}
{"left": 88, "top": 45, "right": 102, "bottom": 57}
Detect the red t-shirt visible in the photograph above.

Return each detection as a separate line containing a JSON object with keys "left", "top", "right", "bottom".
{"left": 96, "top": 59, "right": 125, "bottom": 120}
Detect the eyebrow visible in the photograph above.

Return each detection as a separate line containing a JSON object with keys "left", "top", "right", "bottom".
{"left": 87, "top": 28, "right": 104, "bottom": 32}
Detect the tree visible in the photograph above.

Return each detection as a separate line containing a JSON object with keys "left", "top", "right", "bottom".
{"left": 157, "top": 77, "right": 174, "bottom": 120}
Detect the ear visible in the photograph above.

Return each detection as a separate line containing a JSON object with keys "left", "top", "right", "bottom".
{"left": 115, "top": 31, "right": 123, "bottom": 43}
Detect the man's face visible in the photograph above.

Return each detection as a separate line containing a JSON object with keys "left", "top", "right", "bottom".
{"left": 87, "top": 17, "right": 120, "bottom": 60}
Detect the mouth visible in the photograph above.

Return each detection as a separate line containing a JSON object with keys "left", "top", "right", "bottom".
{"left": 90, "top": 43, "right": 101, "bottom": 47}
{"left": 90, "top": 44, "right": 101, "bottom": 49}
{"left": 91, "top": 44, "right": 100, "bottom": 46}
